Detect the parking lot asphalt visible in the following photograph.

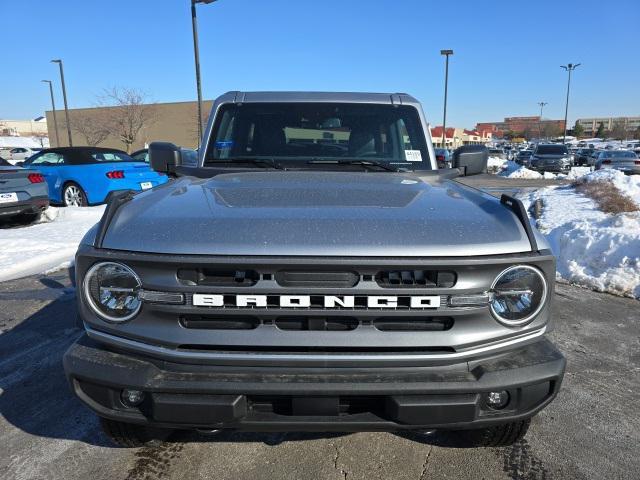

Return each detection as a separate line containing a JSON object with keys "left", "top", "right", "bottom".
{"left": 0, "top": 270, "right": 638, "bottom": 480}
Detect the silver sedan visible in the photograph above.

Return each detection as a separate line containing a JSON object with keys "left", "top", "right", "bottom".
{"left": 594, "top": 150, "right": 640, "bottom": 174}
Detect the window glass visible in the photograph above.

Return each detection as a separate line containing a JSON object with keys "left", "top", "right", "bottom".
{"left": 28, "top": 152, "right": 66, "bottom": 165}
{"left": 205, "top": 102, "right": 431, "bottom": 170}
{"left": 536, "top": 145, "right": 568, "bottom": 155}
{"left": 90, "top": 151, "right": 134, "bottom": 162}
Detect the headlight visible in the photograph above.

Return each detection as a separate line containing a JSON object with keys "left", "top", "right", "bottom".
{"left": 83, "top": 262, "right": 142, "bottom": 322}
{"left": 490, "top": 265, "right": 547, "bottom": 326}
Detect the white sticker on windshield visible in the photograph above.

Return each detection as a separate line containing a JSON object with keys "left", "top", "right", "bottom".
{"left": 404, "top": 150, "right": 422, "bottom": 162}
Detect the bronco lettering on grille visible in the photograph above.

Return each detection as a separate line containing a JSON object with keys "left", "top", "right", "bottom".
{"left": 192, "top": 294, "right": 441, "bottom": 309}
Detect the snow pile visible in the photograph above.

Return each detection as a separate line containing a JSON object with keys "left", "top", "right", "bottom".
{"left": 0, "top": 206, "right": 104, "bottom": 282}
{"left": 487, "top": 156, "right": 508, "bottom": 173}
{"left": 575, "top": 168, "right": 640, "bottom": 201}
{"left": 498, "top": 161, "right": 543, "bottom": 179}
{"left": 522, "top": 170, "right": 640, "bottom": 298}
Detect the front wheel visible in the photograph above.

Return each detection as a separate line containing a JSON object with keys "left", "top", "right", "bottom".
{"left": 99, "top": 417, "right": 172, "bottom": 448}
{"left": 63, "top": 182, "right": 87, "bottom": 207}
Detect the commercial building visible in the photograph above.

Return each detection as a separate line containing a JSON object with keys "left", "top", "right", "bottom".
{"left": 575, "top": 116, "right": 640, "bottom": 135}
{"left": 46, "top": 100, "right": 213, "bottom": 151}
{"left": 0, "top": 117, "right": 48, "bottom": 137}
{"left": 476, "top": 116, "right": 565, "bottom": 138}
{"left": 430, "top": 126, "right": 492, "bottom": 149}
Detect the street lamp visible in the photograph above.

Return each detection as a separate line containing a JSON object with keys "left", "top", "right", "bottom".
{"left": 41, "top": 80, "right": 60, "bottom": 147}
{"left": 560, "top": 63, "right": 580, "bottom": 144}
{"left": 537, "top": 101, "right": 547, "bottom": 139}
{"left": 191, "top": 0, "right": 217, "bottom": 146}
{"left": 440, "top": 50, "right": 453, "bottom": 150}
{"left": 51, "top": 59, "right": 73, "bottom": 146}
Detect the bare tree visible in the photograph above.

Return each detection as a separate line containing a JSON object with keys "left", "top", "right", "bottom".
{"left": 98, "top": 87, "right": 156, "bottom": 152}
{"left": 69, "top": 114, "right": 110, "bottom": 146}
{"left": 610, "top": 120, "right": 627, "bottom": 140}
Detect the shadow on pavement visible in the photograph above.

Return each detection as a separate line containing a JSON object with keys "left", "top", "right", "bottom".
{"left": 0, "top": 275, "right": 112, "bottom": 447}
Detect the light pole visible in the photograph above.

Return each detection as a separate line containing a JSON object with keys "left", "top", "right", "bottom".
{"left": 191, "top": 0, "right": 217, "bottom": 146}
{"left": 537, "top": 101, "right": 547, "bottom": 139}
{"left": 560, "top": 63, "right": 580, "bottom": 144}
{"left": 51, "top": 59, "right": 73, "bottom": 146}
{"left": 440, "top": 49, "right": 453, "bottom": 149}
{"left": 41, "top": 80, "right": 60, "bottom": 147}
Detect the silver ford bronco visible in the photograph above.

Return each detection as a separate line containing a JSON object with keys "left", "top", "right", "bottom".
{"left": 64, "top": 92, "right": 565, "bottom": 447}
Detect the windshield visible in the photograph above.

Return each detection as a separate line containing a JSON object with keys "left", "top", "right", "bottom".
{"left": 536, "top": 145, "right": 568, "bottom": 155}
{"left": 205, "top": 102, "right": 431, "bottom": 170}
{"left": 606, "top": 151, "right": 637, "bottom": 158}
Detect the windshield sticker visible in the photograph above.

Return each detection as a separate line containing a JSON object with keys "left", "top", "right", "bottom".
{"left": 404, "top": 150, "right": 422, "bottom": 162}
{"left": 215, "top": 140, "right": 234, "bottom": 149}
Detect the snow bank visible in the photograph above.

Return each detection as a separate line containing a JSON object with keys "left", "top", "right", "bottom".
{"left": 0, "top": 206, "right": 104, "bottom": 282}
{"left": 498, "top": 161, "right": 543, "bottom": 179}
{"left": 522, "top": 170, "right": 640, "bottom": 299}
{"left": 487, "top": 156, "right": 508, "bottom": 173}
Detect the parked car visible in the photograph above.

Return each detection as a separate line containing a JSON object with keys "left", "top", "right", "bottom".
{"left": 21, "top": 147, "right": 169, "bottom": 206}
{"left": 130, "top": 149, "right": 149, "bottom": 162}
{"left": 529, "top": 144, "right": 572, "bottom": 173}
{"left": 132, "top": 148, "right": 199, "bottom": 167}
{"left": 0, "top": 157, "right": 49, "bottom": 221}
{"left": 63, "top": 91, "right": 565, "bottom": 449}
{"left": 488, "top": 148, "right": 506, "bottom": 160}
{"left": 575, "top": 148, "right": 594, "bottom": 166}
{"left": 594, "top": 150, "right": 640, "bottom": 174}
{"left": 6, "top": 147, "right": 42, "bottom": 164}
{"left": 515, "top": 150, "right": 533, "bottom": 166}
{"left": 434, "top": 148, "right": 451, "bottom": 168}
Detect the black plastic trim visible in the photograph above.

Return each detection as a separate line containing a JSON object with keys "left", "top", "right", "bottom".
{"left": 500, "top": 194, "right": 539, "bottom": 252}
{"left": 94, "top": 190, "right": 136, "bottom": 248}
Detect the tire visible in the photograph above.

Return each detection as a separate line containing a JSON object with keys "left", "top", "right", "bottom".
{"left": 62, "top": 182, "right": 88, "bottom": 207}
{"left": 450, "top": 418, "right": 531, "bottom": 447}
{"left": 99, "top": 417, "right": 171, "bottom": 448}
{"left": 14, "top": 211, "right": 41, "bottom": 225}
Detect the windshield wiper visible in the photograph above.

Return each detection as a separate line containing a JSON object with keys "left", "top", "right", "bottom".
{"left": 306, "top": 158, "right": 399, "bottom": 172}
{"left": 209, "top": 157, "right": 284, "bottom": 169}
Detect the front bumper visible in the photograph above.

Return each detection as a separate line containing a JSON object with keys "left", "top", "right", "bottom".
{"left": 64, "top": 335, "right": 565, "bottom": 432}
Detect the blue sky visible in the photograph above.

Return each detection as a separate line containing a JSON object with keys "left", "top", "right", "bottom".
{"left": 1, "top": 0, "right": 638, "bottom": 128}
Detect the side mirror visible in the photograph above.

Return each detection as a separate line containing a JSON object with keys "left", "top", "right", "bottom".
{"left": 452, "top": 145, "right": 488, "bottom": 176}
{"left": 149, "top": 142, "right": 182, "bottom": 175}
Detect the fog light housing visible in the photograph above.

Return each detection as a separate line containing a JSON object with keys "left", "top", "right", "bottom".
{"left": 121, "top": 389, "right": 145, "bottom": 407}
{"left": 486, "top": 390, "right": 510, "bottom": 410}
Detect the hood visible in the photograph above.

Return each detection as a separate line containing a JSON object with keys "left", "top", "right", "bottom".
{"left": 101, "top": 171, "right": 532, "bottom": 256}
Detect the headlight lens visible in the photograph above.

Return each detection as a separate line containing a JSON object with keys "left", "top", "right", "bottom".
{"left": 84, "top": 262, "right": 142, "bottom": 322}
{"left": 490, "top": 265, "right": 547, "bottom": 326}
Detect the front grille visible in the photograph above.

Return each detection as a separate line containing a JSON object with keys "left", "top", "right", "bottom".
{"left": 376, "top": 270, "right": 456, "bottom": 288}
{"left": 373, "top": 317, "right": 453, "bottom": 332}
{"left": 177, "top": 268, "right": 259, "bottom": 286}
{"left": 179, "top": 314, "right": 454, "bottom": 332}
{"left": 180, "top": 315, "right": 260, "bottom": 330}
{"left": 275, "top": 271, "right": 359, "bottom": 288}
{"left": 275, "top": 317, "right": 359, "bottom": 331}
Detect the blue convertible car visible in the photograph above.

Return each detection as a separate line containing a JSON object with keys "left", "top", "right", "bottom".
{"left": 22, "top": 147, "right": 168, "bottom": 206}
